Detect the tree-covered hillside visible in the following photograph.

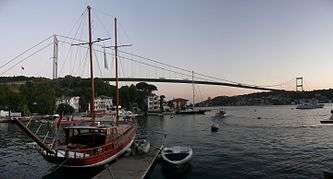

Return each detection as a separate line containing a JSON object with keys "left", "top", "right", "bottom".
{"left": 198, "top": 89, "right": 333, "bottom": 107}
{"left": 0, "top": 75, "right": 157, "bottom": 115}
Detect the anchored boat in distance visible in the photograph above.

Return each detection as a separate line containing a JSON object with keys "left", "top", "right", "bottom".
{"left": 296, "top": 99, "right": 324, "bottom": 109}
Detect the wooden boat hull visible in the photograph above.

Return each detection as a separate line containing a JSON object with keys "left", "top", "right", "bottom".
{"left": 320, "top": 120, "right": 333, "bottom": 124}
{"left": 211, "top": 126, "right": 219, "bottom": 132}
{"left": 38, "top": 127, "right": 136, "bottom": 168}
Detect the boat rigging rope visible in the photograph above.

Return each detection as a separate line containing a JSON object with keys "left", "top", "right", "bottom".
{"left": 50, "top": 157, "right": 71, "bottom": 174}
{"left": 59, "top": 13, "right": 86, "bottom": 76}
{"left": 56, "top": 36, "right": 238, "bottom": 83}
{"left": 106, "top": 166, "right": 115, "bottom": 179}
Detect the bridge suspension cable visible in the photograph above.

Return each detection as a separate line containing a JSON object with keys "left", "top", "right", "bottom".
{"left": 56, "top": 36, "right": 288, "bottom": 90}
{"left": 0, "top": 43, "right": 53, "bottom": 76}
{"left": 56, "top": 36, "right": 247, "bottom": 83}
{"left": 0, "top": 4, "right": 288, "bottom": 92}
{"left": 0, "top": 35, "right": 53, "bottom": 71}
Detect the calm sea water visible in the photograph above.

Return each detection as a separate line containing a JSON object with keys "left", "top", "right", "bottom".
{"left": 2, "top": 105, "right": 333, "bottom": 178}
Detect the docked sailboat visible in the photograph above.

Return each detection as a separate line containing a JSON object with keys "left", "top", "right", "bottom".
{"left": 11, "top": 6, "right": 136, "bottom": 167}
{"left": 175, "top": 71, "right": 207, "bottom": 115}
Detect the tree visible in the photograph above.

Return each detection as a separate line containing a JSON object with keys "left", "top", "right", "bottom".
{"left": 120, "top": 86, "right": 130, "bottom": 109}
{"left": 136, "top": 82, "right": 158, "bottom": 111}
{"left": 20, "top": 81, "right": 56, "bottom": 114}
{"left": 136, "top": 82, "right": 157, "bottom": 95}
{"left": 56, "top": 103, "right": 74, "bottom": 115}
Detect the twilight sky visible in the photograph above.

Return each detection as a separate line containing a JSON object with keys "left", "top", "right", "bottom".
{"left": 1, "top": 0, "right": 333, "bottom": 101}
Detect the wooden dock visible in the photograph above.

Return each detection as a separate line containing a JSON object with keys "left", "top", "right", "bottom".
{"left": 0, "top": 117, "right": 30, "bottom": 123}
{"left": 93, "top": 145, "right": 162, "bottom": 179}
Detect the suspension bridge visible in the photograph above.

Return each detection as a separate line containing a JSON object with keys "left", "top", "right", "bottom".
{"left": 0, "top": 7, "right": 296, "bottom": 96}
{"left": 0, "top": 34, "right": 293, "bottom": 92}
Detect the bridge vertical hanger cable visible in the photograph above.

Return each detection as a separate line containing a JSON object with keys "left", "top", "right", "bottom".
{"left": 56, "top": 39, "right": 250, "bottom": 83}
{"left": 55, "top": 35, "right": 286, "bottom": 90}
{"left": 57, "top": 36, "right": 231, "bottom": 80}
{"left": 68, "top": 10, "right": 87, "bottom": 76}
{"left": 117, "top": 50, "right": 242, "bottom": 84}
{"left": 76, "top": 48, "right": 89, "bottom": 76}
{"left": 56, "top": 36, "right": 285, "bottom": 90}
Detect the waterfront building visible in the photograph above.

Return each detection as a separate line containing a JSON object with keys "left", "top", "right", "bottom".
{"left": 0, "top": 110, "right": 9, "bottom": 117}
{"left": 56, "top": 96, "right": 80, "bottom": 112}
{"left": 0, "top": 110, "right": 21, "bottom": 117}
{"left": 169, "top": 98, "right": 189, "bottom": 110}
{"left": 88, "top": 95, "right": 113, "bottom": 112}
{"left": 147, "top": 94, "right": 160, "bottom": 112}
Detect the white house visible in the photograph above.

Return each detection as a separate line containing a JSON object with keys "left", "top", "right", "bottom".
{"left": 0, "top": 110, "right": 9, "bottom": 117}
{"left": 0, "top": 110, "right": 21, "bottom": 117}
{"left": 56, "top": 96, "right": 80, "bottom": 112}
{"left": 147, "top": 94, "right": 160, "bottom": 112}
{"left": 88, "top": 95, "right": 113, "bottom": 112}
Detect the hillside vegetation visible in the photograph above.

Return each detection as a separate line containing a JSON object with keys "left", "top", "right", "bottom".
{"left": 0, "top": 76, "right": 157, "bottom": 115}
{"left": 198, "top": 89, "right": 333, "bottom": 107}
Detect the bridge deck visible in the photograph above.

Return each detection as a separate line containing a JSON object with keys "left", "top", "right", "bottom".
{"left": 0, "top": 77, "right": 284, "bottom": 91}
{"left": 102, "top": 77, "right": 282, "bottom": 91}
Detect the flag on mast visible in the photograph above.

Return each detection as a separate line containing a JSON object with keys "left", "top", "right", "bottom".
{"left": 103, "top": 47, "right": 108, "bottom": 69}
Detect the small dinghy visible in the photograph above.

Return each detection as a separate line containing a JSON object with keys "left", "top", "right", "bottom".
{"left": 321, "top": 110, "right": 333, "bottom": 124}
{"left": 161, "top": 146, "right": 193, "bottom": 166}
{"left": 134, "top": 139, "right": 151, "bottom": 154}
{"left": 211, "top": 124, "right": 219, "bottom": 132}
{"left": 215, "top": 109, "right": 226, "bottom": 118}
{"left": 137, "top": 139, "right": 151, "bottom": 154}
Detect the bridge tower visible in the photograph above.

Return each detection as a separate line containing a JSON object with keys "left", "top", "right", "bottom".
{"left": 296, "top": 77, "right": 303, "bottom": 92}
{"left": 52, "top": 35, "right": 58, "bottom": 79}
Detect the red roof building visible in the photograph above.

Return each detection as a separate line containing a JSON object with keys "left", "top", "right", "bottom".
{"left": 169, "top": 98, "right": 188, "bottom": 110}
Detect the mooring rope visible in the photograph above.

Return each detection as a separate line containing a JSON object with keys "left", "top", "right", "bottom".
{"left": 50, "top": 157, "right": 71, "bottom": 173}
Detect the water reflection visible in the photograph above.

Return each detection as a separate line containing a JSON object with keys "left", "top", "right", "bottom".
{"left": 43, "top": 166, "right": 105, "bottom": 179}
{"left": 2, "top": 105, "right": 333, "bottom": 178}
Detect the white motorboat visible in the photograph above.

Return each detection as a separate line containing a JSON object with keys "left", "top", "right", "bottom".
{"left": 211, "top": 123, "right": 219, "bottom": 132}
{"left": 320, "top": 110, "right": 333, "bottom": 124}
{"left": 215, "top": 109, "right": 226, "bottom": 118}
{"left": 161, "top": 146, "right": 193, "bottom": 166}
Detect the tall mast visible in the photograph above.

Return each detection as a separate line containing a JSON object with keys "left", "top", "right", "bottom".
{"left": 52, "top": 35, "right": 58, "bottom": 79}
{"left": 88, "top": 6, "right": 95, "bottom": 120}
{"left": 192, "top": 71, "right": 195, "bottom": 109}
{"left": 114, "top": 17, "right": 119, "bottom": 123}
